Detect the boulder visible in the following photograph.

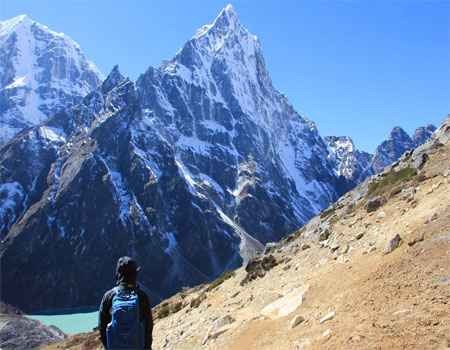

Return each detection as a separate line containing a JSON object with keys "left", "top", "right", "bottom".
{"left": 319, "top": 311, "right": 336, "bottom": 324}
{"left": 384, "top": 234, "right": 402, "bottom": 254}
{"left": 407, "top": 233, "right": 424, "bottom": 246}
{"left": 413, "top": 152, "right": 429, "bottom": 170}
{"left": 376, "top": 211, "right": 386, "bottom": 219}
{"left": 319, "top": 229, "right": 331, "bottom": 241}
{"left": 365, "top": 196, "right": 386, "bottom": 212}
{"left": 290, "top": 315, "right": 305, "bottom": 328}
{"left": 401, "top": 187, "right": 416, "bottom": 202}
{"left": 264, "top": 242, "right": 280, "bottom": 255}
{"left": 301, "top": 243, "right": 311, "bottom": 250}
{"left": 241, "top": 255, "right": 278, "bottom": 285}
{"left": 322, "top": 329, "right": 332, "bottom": 339}
{"left": 213, "top": 315, "right": 235, "bottom": 329}
{"left": 261, "top": 288, "right": 307, "bottom": 319}
{"left": 201, "top": 315, "right": 235, "bottom": 345}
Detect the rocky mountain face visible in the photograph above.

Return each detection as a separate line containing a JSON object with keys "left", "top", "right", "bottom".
{"left": 412, "top": 124, "right": 437, "bottom": 147}
{"left": 0, "top": 6, "right": 346, "bottom": 312}
{"left": 326, "top": 124, "right": 436, "bottom": 184}
{"left": 324, "top": 136, "right": 372, "bottom": 186}
{"left": 0, "top": 15, "right": 101, "bottom": 145}
{"left": 370, "top": 125, "right": 436, "bottom": 174}
{"left": 0, "top": 302, "right": 66, "bottom": 349}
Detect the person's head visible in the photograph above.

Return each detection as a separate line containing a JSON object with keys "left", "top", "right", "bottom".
{"left": 115, "top": 256, "right": 141, "bottom": 285}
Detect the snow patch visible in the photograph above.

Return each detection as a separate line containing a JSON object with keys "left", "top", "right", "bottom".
{"left": 0, "top": 182, "right": 25, "bottom": 234}
{"left": 39, "top": 126, "right": 66, "bottom": 143}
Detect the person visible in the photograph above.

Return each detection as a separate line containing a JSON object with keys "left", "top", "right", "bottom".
{"left": 98, "top": 256, "right": 153, "bottom": 349}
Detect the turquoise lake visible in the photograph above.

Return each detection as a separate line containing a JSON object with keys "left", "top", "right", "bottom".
{"left": 28, "top": 311, "right": 98, "bottom": 334}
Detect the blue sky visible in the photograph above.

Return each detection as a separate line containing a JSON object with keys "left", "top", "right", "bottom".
{"left": 2, "top": 0, "right": 449, "bottom": 152}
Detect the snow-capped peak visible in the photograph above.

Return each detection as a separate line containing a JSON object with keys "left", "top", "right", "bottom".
{"left": 0, "top": 14, "right": 102, "bottom": 144}
{"left": 326, "top": 136, "right": 355, "bottom": 153}
{"left": 0, "top": 14, "right": 80, "bottom": 49}
{"left": 0, "top": 14, "right": 33, "bottom": 36}
{"left": 325, "top": 135, "right": 373, "bottom": 182}
{"left": 192, "top": 3, "right": 258, "bottom": 54}
{"left": 102, "top": 65, "right": 126, "bottom": 93}
{"left": 160, "top": 4, "right": 292, "bottom": 129}
{"left": 194, "top": 4, "right": 241, "bottom": 40}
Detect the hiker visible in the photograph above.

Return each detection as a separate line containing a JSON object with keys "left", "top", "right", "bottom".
{"left": 99, "top": 256, "right": 153, "bottom": 349}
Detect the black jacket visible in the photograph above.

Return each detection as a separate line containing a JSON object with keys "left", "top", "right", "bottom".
{"left": 98, "top": 283, "right": 153, "bottom": 349}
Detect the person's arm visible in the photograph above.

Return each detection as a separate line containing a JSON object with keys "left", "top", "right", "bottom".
{"left": 140, "top": 291, "right": 153, "bottom": 350}
{"left": 98, "top": 290, "right": 113, "bottom": 348}
{"left": 147, "top": 301, "right": 153, "bottom": 350}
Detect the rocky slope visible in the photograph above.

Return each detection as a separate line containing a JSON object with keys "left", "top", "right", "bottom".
{"left": 0, "top": 14, "right": 101, "bottom": 144}
{"left": 45, "top": 116, "right": 450, "bottom": 349}
{"left": 0, "top": 302, "right": 65, "bottom": 349}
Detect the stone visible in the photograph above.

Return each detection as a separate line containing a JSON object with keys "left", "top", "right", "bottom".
{"left": 319, "top": 311, "right": 336, "bottom": 324}
{"left": 401, "top": 187, "right": 416, "bottom": 202}
{"left": 202, "top": 315, "right": 235, "bottom": 345}
{"left": 213, "top": 315, "right": 235, "bottom": 329}
{"left": 376, "top": 211, "right": 386, "bottom": 219}
{"left": 319, "top": 229, "right": 331, "bottom": 241}
{"left": 389, "top": 186, "right": 403, "bottom": 198}
{"left": 365, "top": 196, "right": 386, "bottom": 213}
{"left": 301, "top": 243, "right": 311, "bottom": 250}
{"left": 407, "top": 233, "right": 424, "bottom": 246}
{"left": 330, "top": 244, "right": 340, "bottom": 253}
{"left": 384, "top": 234, "right": 402, "bottom": 254}
{"left": 230, "top": 291, "right": 240, "bottom": 298}
{"left": 413, "top": 152, "right": 429, "bottom": 169}
{"left": 340, "top": 244, "right": 350, "bottom": 254}
{"left": 261, "top": 287, "right": 308, "bottom": 320}
{"left": 293, "top": 339, "right": 312, "bottom": 350}
{"left": 322, "top": 329, "right": 332, "bottom": 339}
{"left": 241, "top": 255, "right": 278, "bottom": 285}
{"left": 355, "top": 233, "right": 364, "bottom": 240}
{"left": 201, "top": 327, "right": 229, "bottom": 345}
{"left": 264, "top": 242, "right": 280, "bottom": 254}
{"left": 290, "top": 315, "right": 306, "bottom": 329}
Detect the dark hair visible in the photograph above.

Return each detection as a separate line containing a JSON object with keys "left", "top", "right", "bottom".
{"left": 115, "top": 256, "right": 140, "bottom": 284}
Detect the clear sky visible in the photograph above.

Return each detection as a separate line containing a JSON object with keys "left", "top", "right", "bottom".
{"left": 2, "top": 0, "right": 449, "bottom": 152}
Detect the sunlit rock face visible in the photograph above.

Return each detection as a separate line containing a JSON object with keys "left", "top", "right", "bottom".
{"left": 0, "top": 15, "right": 101, "bottom": 145}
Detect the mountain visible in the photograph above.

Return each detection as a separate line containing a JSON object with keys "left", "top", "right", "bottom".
{"left": 412, "top": 124, "right": 436, "bottom": 146}
{"left": 44, "top": 118, "right": 450, "bottom": 350}
{"left": 324, "top": 136, "right": 372, "bottom": 185}
{"left": 371, "top": 125, "right": 436, "bottom": 174}
{"left": 0, "top": 6, "right": 439, "bottom": 314}
{"left": 0, "top": 6, "right": 345, "bottom": 312}
{"left": 326, "top": 124, "right": 436, "bottom": 184}
{"left": 0, "top": 15, "right": 101, "bottom": 145}
{"left": 0, "top": 302, "right": 66, "bottom": 349}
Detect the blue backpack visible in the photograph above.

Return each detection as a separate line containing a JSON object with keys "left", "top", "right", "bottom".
{"left": 106, "top": 287, "right": 145, "bottom": 349}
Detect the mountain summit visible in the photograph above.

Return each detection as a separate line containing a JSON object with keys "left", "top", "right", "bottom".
{"left": 194, "top": 4, "right": 241, "bottom": 39}
{"left": 0, "top": 14, "right": 102, "bottom": 144}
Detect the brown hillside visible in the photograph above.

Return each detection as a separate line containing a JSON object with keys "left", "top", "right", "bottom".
{"left": 44, "top": 118, "right": 450, "bottom": 350}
